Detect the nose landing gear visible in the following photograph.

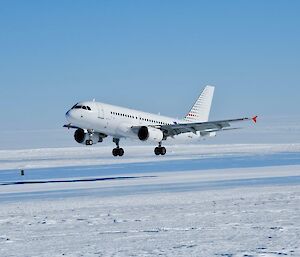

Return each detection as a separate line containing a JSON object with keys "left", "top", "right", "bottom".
{"left": 112, "top": 138, "right": 124, "bottom": 157}
{"left": 85, "top": 130, "right": 94, "bottom": 145}
{"left": 85, "top": 139, "right": 93, "bottom": 145}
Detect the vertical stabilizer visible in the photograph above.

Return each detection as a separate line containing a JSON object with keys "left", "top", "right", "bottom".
{"left": 184, "top": 85, "right": 215, "bottom": 122}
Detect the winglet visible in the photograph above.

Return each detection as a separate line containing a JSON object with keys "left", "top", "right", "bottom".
{"left": 252, "top": 116, "right": 258, "bottom": 123}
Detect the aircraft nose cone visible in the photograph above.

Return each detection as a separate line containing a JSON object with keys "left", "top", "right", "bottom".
{"left": 65, "top": 110, "right": 70, "bottom": 119}
{"left": 65, "top": 110, "right": 73, "bottom": 122}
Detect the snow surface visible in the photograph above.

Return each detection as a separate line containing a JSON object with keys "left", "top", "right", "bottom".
{"left": 1, "top": 143, "right": 300, "bottom": 171}
{"left": 0, "top": 144, "right": 300, "bottom": 256}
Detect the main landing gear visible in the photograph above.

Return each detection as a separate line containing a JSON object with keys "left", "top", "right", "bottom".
{"left": 112, "top": 138, "right": 124, "bottom": 157}
{"left": 111, "top": 139, "right": 166, "bottom": 157}
{"left": 154, "top": 142, "right": 166, "bottom": 156}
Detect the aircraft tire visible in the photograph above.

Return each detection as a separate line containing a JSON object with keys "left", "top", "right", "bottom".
{"left": 154, "top": 147, "right": 160, "bottom": 155}
{"left": 86, "top": 140, "right": 93, "bottom": 145}
{"left": 112, "top": 148, "right": 118, "bottom": 156}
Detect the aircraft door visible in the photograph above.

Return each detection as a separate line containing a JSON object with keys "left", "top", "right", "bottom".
{"left": 97, "top": 104, "right": 105, "bottom": 119}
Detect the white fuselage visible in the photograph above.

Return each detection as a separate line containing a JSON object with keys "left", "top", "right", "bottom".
{"left": 65, "top": 101, "right": 211, "bottom": 144}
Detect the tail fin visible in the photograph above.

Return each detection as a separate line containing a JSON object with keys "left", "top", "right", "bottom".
{"left": 184, "top": 85, "right": 215, "bottom": 122}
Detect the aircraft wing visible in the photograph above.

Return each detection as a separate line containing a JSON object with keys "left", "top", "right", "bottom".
{"left": 158, "top": 116, "right": 257, "bottom": 138}
{"left": 63, "top": 124, "right": 81, "bottom": 129}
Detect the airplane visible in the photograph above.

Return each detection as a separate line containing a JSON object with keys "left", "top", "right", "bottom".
{"left": 64, "top": 85, "right": 257, "bottom": 156}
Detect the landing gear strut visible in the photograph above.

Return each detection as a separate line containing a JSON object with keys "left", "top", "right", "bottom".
{"left": 112, "top": 138, "right": 124, "bottom": 157}
{"left": 154, "top": 142, "right": 166, "bottom": 156}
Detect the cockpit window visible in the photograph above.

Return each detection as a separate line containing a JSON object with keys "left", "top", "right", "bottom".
{"left": 71, "top": 104, "right": 92, "bottom": 111}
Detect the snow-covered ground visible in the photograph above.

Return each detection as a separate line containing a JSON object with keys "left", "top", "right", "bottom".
{"left": 0, "top": 144, "right": 300, "bottom": 256}
{"left": 1, "top": 143, "right": 300, "bottom": 171}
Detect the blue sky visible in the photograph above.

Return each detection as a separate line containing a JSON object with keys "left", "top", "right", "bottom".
{"left": 0, "top": 1, "right": 299, "bottom": 136}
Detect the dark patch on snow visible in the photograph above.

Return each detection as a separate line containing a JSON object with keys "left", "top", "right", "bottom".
{"left": 270, "top": 226, "right": 283, "bottom": 230}
{"left": 215, "top": 254, "right": 233, "bottom": 257}
{"left": 173, "top": 244, "right": 197, "bottom": 249}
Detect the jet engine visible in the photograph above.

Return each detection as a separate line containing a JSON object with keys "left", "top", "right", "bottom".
{"left": 74, "top": 129, "right": 87, "bottom": 144}
{"left": 138, "top": 126, "right": 163, "bottom": 143}
{"left": 74, "top": 129, "right": 103, "bottom": 144}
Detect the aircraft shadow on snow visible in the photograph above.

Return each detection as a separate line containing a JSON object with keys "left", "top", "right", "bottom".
{"left": 0, "top": 175, "right": 156, "bottom": 186}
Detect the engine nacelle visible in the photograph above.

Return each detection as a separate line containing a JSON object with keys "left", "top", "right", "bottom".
{"left": 74, "top": 129, "right": 103, "bottom": 144}
{"left": 138, "top": 126, "right": 163, "bottom": 143}
{"left": 74, "top": 129, "right": 88, "bottom": 144}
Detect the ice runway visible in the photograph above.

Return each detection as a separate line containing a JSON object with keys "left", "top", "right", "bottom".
{"left": 0, "top": 144, "right": 300, "bottom": 256}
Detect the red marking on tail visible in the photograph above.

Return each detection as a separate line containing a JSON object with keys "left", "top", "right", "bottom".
{"left": 252, "top": 116, "right": 258, "bottom": 123}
